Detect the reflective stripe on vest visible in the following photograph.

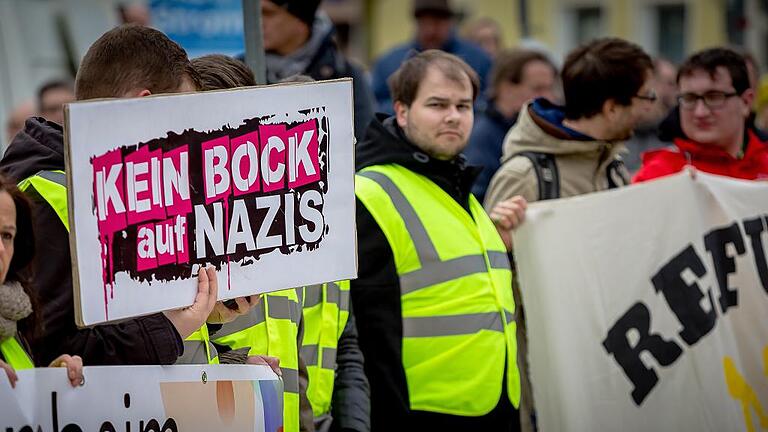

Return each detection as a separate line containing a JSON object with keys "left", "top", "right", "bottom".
{"left": 0, "top": 336, "right": 34, "bottom": 370}
{"left": 213, "top": 288, "right": 302, "bottom": 432}
{"left": 356, "top": 164, "right": 520, "bottom": 415}
{"left": 301, "top": 281, "right": 351, "bottom": 416}
{"left": 177, "top": 325, "right": 219, "bottom": 365}
{"left": 18, "top": 170, "right": 68, "bottom": 230}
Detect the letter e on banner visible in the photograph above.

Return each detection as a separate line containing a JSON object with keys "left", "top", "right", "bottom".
{"left": 92, "top": 148, "right": 127, "bottom": 234}
{"left": 126, "top": 146, "right": 167, "bottom": 225}
{"left": 287, "top": 119, "right": 321, "bottom": 189}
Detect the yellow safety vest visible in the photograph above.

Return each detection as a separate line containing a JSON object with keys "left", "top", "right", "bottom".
{"left": 0, "top": 336, "right": 34, "bottom": 370}
{"left": 18, "top": 170, "right": 217, "bottom": 365}
{"left": 355, "top": 164, "right": 520, "bottom": 415}
{"left": 301, "top": 281, "right": 350, "bottom": 417}
{"left": 213, "top": 288, "right": 302, "bottom": 432}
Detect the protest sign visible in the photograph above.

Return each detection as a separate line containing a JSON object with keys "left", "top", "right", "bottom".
{"left": 0, "top": 364, "right": 281, "bottom": 431}
{"left": 65, "top": 79, "right": 356, "bottom": 325}
{"left": 514, "top": 172, "right": 768, "bottom": 431}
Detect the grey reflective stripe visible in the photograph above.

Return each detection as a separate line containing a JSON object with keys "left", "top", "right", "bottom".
{"left": 325, "top": 282, "right": 340, "bottom": 305}
{"left": 176, "top": 340, "right": 218, "bottom": 364}
{"left": 359, "top": 170, "right": 508, "bottom": 294}
{"left": 37, "top": 170, "right": 66, "bottom": 187}
{"left": 303, "top": 285, "right": 323, "bottom": 308}
{"left": 400, "top": 255, "right": 488, "bottom": 295}
{"left": 339, "top": 289, "right": 350, "bottom": 312}
{"left": 358, "top": 171, "right": 439, "bottom": 262}
{"left": 301, "top": 344, "right": 319, "bottom": 366}
{"left": 487, "top": 251, "right": 511, "bottom": 271}
{"left": 267, "top": 295, "right": 300, "bottom": 324}
{"left": 295, "top": 286, "right": 304, "bottom": 308}
{"left": 282, "top": 367, "right": 300, "bottom": 394}
{"left": 402, "top": 312, "right": 505, "bottom": 338}
{"left": 321, "top": 347, "right": 337, "bottom": 370}
{"left": 215, "top": 304, "right": 267, "bottom": 338}
{"left": 505, "top": 309, "right": 515, "bottom": 324}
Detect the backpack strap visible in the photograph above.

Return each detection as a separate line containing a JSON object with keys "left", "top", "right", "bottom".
{"left": 514, "top": 151, "right": 560, "bottom": 200}
{"left": 606, "top": 158, "right": 630, "bottom": 189}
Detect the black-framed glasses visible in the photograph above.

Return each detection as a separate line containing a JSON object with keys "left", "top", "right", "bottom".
{"left": 678, "top": 91, "right": 739, "bottom": 110}
{"left": 634, "top": 91, "right": 657, "bottom": 102}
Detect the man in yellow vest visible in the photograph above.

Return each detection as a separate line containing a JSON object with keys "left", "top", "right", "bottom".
{"left": 0, "top": 25, "right": 255, "bottom": 367}
{"left": 353, "top": 50, "right": 521, "bottom": 430}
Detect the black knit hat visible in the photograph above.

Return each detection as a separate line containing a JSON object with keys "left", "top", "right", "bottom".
{"left": 270, "top": 0, "right": 321, "bottom": 27}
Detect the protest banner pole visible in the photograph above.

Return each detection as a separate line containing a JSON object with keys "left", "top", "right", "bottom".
{"left": 242, "top": 0, "right": 267, "bottom": 84}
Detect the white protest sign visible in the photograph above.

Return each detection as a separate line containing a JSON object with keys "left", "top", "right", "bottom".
{"left": 0, "top": 364, "right": 282, "bottom": 431}
{"left": 514, "top": 172, "right": 768, "bottom": 431}
{"left": 64, "top": 79, "right": 357, "bottom": 325}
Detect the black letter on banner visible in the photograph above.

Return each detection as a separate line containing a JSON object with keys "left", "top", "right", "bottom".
{"left": 704, "top": 223, "right": 745, "bottom": 313}
{"left": 651, "top": 245, "right": 716, "bottom": 346}
{"left": 602, "top": 302, "right": 683, "bottom": 405}
{"left": 743, "top": 216, "right": 768, "bottom": 295}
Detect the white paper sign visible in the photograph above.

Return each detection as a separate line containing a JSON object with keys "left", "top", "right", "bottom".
{"left": 0, "top": 364, "right": 282, "bottom": 431}
{"left": 514, "top": 172, "right": 768, "bottom": 431}
{"left": 65, "top": 80, "right": 357, "bottom": 325}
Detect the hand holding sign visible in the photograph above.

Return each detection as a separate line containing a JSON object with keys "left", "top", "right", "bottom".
{"left": 208, "top": 295, "right": 261, "bottom": 324}
{"left": 163, "top": 267, "right": 218, "bottom": 339}
{"left": 48, "top": 354, "right": 84, "bottom": 388}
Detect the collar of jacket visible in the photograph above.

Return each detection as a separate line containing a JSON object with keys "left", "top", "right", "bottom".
{"left": 674, "top": 129, "right": 766, "bottom": 162}
{"left": 356, "top": 114, "right": 481, "bottom": 208}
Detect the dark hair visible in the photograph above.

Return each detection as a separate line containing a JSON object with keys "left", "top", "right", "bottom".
{"left": 75, "top": 24, "right": 201, "bottom": 100}
{"left": 561, "top": 38, "right": 653, "bottom": 119}
{"left": 191, "top": 55, "right": 256, "bottom": 90}
{"left": 677, "top": 47, "right": 751, "bottom": 95}
{"left": 37, "top": 79, "right": 74, "bottom": 110}
{"left": 388, "top": 49, "right": 480, "bottom": 106}
{"left": 490, "top": 49, "right": 557, "bottom": 96}
{"left": 0, "top": 175, "right": 38, "bottom": 339}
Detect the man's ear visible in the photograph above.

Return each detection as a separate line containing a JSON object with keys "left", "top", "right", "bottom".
{"left": 394, "top": 100, "right": 409, "bottom": 129}
{"left": 122, "top": 88, "right": 152, "bottom": 98}
{"left": 740, "top": 88, "right": 755, "bottom": 117}
{"left": 137, "top": 89, "right": 152, "bottom": 98}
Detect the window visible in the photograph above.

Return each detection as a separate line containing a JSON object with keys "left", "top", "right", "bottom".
{"left": 657, "top": 4, "right": 686, "bottom": 63}
{"left": 575, "top": 7, "right": 603, "bottom": 45}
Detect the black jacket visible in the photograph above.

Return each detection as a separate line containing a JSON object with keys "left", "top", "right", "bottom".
{"left": 352, "top": 116, "right": 517, "bottom": 431}
{"left": 0, "top": 117, "right": 183, "bottom": 366}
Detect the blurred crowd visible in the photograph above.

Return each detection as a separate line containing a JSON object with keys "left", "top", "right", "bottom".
{"left": 2, "top": 1, "right": 768, "bottom": 432}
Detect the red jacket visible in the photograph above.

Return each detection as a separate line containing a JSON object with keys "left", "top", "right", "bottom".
{"left": 633, "top": 131, "right": 768, "bottom": 183}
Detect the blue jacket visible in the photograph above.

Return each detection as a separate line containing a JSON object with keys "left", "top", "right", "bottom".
{"left": 370, "top": 33, "right": 492, "bottom": 114}
{"left": 463, "top": 103, "right": 517, "bottom": 203}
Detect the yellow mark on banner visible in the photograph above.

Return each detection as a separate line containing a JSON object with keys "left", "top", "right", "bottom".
{"left": 724, "top": 347, "right": 768, "bottom": 432}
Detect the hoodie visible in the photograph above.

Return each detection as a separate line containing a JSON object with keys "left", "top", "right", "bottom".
{"left": 0, "top": 117, "right": 183, "bottom": 366}
{"left": 484, "top": 99, "right": 630, "bottom": 208}
{"left": 352, "top": 115, "right": 518, "bottom": 431}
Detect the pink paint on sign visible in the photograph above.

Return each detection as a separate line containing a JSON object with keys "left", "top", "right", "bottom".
{"left": 92, "top": 148, "right": 128, "bottom": 235}
{"left": 287, "top": 119, "right": 321, "bottom": 189}
{"left": 258, "top": 124, "right": 288, "bottom": 193}
{"left": 136, "top": 222, "right": 159, "bottom": 272}
{"left": 126, "top": 147, "right": 167, "bottom": 225}
{"left": 202, "top": 136, "right": 232, "bottom": 205}
{"left": 230, "top": 131, "right": 261, "bottom": 197}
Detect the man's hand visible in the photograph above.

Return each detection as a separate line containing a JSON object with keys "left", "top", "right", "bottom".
{"left": 489, "top": 195, "right": 527, "bottom": 251}
{"left": 207, "top": 295, "right": 262, "bottom": 324}
{"left": 164, "top": 266, "right": 219, "bottom": 340}
{"left": 0, "top": 359, "right": 18, "bottom": 388}
{"left": 247, "top": 354, "right": 281, "bottom": 377}
{"left": 49, "top": 354, "right": 84, "bottom": 387}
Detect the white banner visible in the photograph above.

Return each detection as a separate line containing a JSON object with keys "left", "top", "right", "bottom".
{"left": 514, "top": 172, "right": 768, "bottom": 431}
{"left": 0, "top": 364, "right": 282, "bottom": 431}
{"left": 64, "top": 79, "right": 357, "bottom": 325}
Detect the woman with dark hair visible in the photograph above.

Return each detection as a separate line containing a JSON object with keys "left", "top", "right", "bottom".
{"left": 0, "top": 175, "right": 83, "bottom": 388}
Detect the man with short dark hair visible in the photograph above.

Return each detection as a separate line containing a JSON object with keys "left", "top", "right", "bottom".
{"left": 483, "top": 37, "right": 654, "bottom": 432}
{"left": 0, "top": 24, "right": 247, "bottom": 367}
{"left": 37, "top": 79, "right": 75, "bottom": 126}
{"left": 634, "top": 47, "right": 768, "bottom": 182}
{"left": 353, "top": 49, "right": 521, "bottom": 431}
{"left": 464, "top": 49, "right": 558, "bottom": 202}
{"left": 370, "top": 0, "right": 492, "bottom": 114}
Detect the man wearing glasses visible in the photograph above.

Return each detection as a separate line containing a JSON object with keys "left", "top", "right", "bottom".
{"left": 633, "top": 48, "right": 768, "bottom": 182}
